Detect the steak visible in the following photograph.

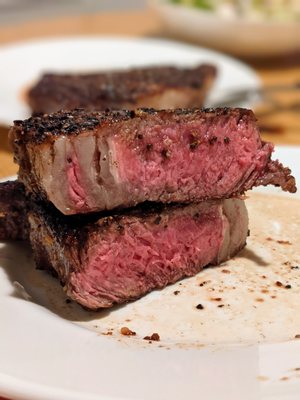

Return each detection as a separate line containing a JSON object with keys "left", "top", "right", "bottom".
{"left": 27, "top": 64, "right": 217, "bottom": 114}
{"left": 0, "top": 181, "right": 28, "bottom": 241}
{"left": 10, "top": 108, "right": 296, "bottom": 215}
{"left": 28, "top": 198, "right": 248, "bottom": 309}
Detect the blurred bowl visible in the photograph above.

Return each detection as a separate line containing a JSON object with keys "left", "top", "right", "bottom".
{"left": 150, "top": 0, "right": 300, "bottom": 58}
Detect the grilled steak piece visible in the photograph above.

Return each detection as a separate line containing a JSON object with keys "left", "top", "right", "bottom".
{"left": 10, "top": 108, "right": 296, "bottom": 215}
{"left": 28, "top": 198, "right": 248, "bottom": 309}
{"left": 0, "top": 181, "right": 28, "bottom": 241}
{"left": 27, "top": 64, "right": 217, "bottom": 114}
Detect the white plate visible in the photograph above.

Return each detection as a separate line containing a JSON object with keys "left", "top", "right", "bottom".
{"left": 0, "top": 36, "right": 260, "bottom": 126}
{"left": 0, "top": 145, "right": 300, "bottom": 400}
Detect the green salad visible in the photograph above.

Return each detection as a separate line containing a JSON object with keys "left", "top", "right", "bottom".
{"left": 169, "top": 0, "right": 300, "bottom": 21}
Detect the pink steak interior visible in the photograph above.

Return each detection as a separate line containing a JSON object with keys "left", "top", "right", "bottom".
{"left": 70, "top": 206, "right": 224, "bottom": 308}
{"left": 113, "top": 118, "right": 270, "bottom": 199}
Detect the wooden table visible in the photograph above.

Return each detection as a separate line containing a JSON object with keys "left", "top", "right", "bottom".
{"left": 0, "top": 9, "right": 299, "bottom": 400}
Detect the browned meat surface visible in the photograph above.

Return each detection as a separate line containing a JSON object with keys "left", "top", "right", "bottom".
{"left": 27, "top": 64, "right": 217, "bottom": 114}
{"left": 10, "top": 108, "right": 296, "bottom": 215}
{"left": 0, "top": 181, "right": 28, "bottom": 241}
{"left": 28, "top": 198, "right": 248, "bottom": 309}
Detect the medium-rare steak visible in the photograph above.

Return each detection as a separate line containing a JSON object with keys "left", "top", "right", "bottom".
{"left": 28, "top": 198, "right": 248, "bottom": 309}
{"left": 0, "top": 181, "right": 28, "bottom": 241}
{"left": 27, "top": 64, "right": 217, "bottom": 114}
{"left": 10, "top": 108, "right": 296, "bottom": 215}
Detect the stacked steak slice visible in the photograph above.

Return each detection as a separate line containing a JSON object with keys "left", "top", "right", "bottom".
{"left": 29, "top": 198, "right": 248, "bottom": 309}
{"left": 3, "top": 107, "right": 296, "bottom": 309}
{"left": 11, "top": 108, "right": 295, "bottom": 215}
{"left": 0, "top": 181, "right": 249, "bottom": 309}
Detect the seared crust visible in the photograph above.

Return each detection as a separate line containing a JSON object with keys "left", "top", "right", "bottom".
{"left": 11, "top": 107, "right": 254, "bottom": 145}
{"left": 255, "top": 159, "right": 297, "bottom": 193}
{"left": 27, "top": 64, "right": 217, "bottom": 114}
{"left": 0, "top": 181, "right": 28, "bottom": 240}
{"left": 29, "top": 199, "right": 219, "bottom": 249}
{"left": 0, "top": 181, "right": 25, "bottom": 212}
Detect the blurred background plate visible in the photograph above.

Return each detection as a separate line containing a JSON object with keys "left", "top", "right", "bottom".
{"left": 0, "top": 36, "right": 260, "bottom": 126}
{"left": 150, "top": 0, "right": 300, "bottom": 57}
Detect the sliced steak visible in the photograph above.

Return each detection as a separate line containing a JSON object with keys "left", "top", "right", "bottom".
{"left": 0, "top": 180, "right": 28, "bottom": 241}
{"left": 10, "top": 108, "right": 296, "bottom": 215}
{"left": 27, "top": 64, "right": 217, "bottom": 114}
{"left": 28, "top": 198, "right": 248, "bottom": 309}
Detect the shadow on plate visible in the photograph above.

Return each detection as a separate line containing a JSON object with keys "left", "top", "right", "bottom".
{"left": 0, "top": 241, "right": 129, "bottom": 323}
{"left": 238, "top": 247, "right": 269, "bottom": 267}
